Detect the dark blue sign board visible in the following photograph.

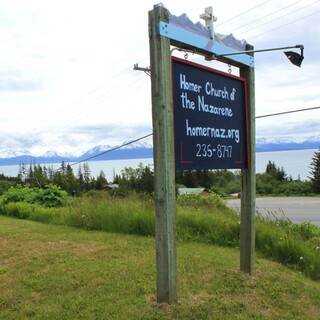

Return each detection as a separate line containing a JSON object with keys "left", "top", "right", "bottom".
{"left": 172, "top": 57, "right": 249, "bottom": 170}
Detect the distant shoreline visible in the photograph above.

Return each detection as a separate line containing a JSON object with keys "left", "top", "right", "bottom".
{"left": 0, "top": 147, "right": 318, "bottom": 167}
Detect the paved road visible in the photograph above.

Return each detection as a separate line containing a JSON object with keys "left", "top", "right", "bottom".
{"left": 226, "top": 197, "right": 320, "bottom": 226}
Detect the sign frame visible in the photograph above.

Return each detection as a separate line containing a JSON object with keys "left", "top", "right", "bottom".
{"left": 172, "top": 56, "right": 250, "bottom": 171}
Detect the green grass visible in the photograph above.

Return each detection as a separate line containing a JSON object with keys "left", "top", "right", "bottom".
{"left": 0, "top": 193, "right": 319, "bottom": 280}
{"left": 0, "top": 216, "right": 320, "bottom": 320}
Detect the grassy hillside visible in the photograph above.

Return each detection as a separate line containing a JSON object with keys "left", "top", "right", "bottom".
{"left": 0, "top": 216, "right": 319, "bottom": 320}
{"left": 1, "top": 191, "right": 319, "bottom": 280}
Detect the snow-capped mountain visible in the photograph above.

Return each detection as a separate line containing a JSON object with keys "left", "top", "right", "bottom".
{"left": 120, "top": 141, "right": 153, "bottom": 150}
{"left": 256, "top": 135, "right": 320, "bottom": 152}
{"left": 81, "top": 145, "right": 113, "bottom": 156}
{"left": 78, "top": 141, "right": 153, "bottom": 162}
{"left": 0, "top": 136, "right": 319, "bottom": 166}
{"left": 41, "top": 150, "right": 65, "bottom": 158}
{"left": 0, "top": 148, "right": 35, "bottom": 159}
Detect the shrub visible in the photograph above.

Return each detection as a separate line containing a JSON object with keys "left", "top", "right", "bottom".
{"left": 34, "top": 185, "right": 68, "bottom": 207}
{"left": 176, "top": 191, "right": 229, "bottom": 209}
{"left": 1, "top": 184, "right": 68, "bottom": 208}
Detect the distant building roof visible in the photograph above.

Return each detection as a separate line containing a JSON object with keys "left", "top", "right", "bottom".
{"left": 103, "top": 184, "right": 119, "bottom": 191}
{"left": 178, "top": 188, "right": 206, "bottom": 195}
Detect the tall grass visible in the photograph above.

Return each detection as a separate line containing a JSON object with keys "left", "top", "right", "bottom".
{"left": 256, "top": 219, "right": 320, "bottom": 280}
{"left": 64, "top": 195, "right": 155, "bottom": 236}
{"left": 177, "top": 207, "right": 240, "bottom": 246}
{"left": 0, "top": 192, "right": 319, "bottom": 280}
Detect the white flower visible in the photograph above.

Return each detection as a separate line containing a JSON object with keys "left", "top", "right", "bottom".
{"left": 299, "top": 256, "right": 304, "bottom": 261}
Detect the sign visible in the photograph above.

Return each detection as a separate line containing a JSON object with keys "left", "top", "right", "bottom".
{"left": 172, "top": 57, "right": 249, "bottom": 170}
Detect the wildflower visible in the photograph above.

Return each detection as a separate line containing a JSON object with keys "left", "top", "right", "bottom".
{"left": 299, "top": 256, "right": 304, "bottom": 261}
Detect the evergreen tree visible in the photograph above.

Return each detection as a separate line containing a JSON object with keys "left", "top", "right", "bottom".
{"left": 27, "top": 162, "right": 34, "bottom": 184}
{"left": 60, "top": 161, "right": 67, "bottom": 174}
{"left": 18, "top": 163, "right": 27, "bottom": 183}
{"left": 65, "top": 164, "right": 79, "bottom": 195}
{"left": 136, "top": 165, "right": 154, "bottom": 193}
{"left": 32, "top": 164, "right": 47, "bottom": 188}
{"left": 47, "top": 166, "right": 55, "bottom": 183}
{"left": 52, "top": 162, "right": 68, "bottom": 192}
{"left": 82, "top": 163, "right": 92, "bottom": 192}
{"left": 266, "top": 161, "right": 287, "bottom": 181}
{"left": 52, "top": 162, "right": 79, "bottom": 195}
{"left": 96, "top": 170, "right": 107, "bottom": 190}
{"left": 309, "top": 149, "right": 320, "bottom": 193}
{"left": 77, "top": 166, "right": 85, "bottom": 192}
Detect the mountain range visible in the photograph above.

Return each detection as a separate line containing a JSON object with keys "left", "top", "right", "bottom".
{"left": 0, "top": 137, "right": 319, "bottom": 166}
{"left": 255, "top": 136, "right": 320, "bottom": 152}
{"left": 0, "top": 141, "right": 154, "bottom": 166}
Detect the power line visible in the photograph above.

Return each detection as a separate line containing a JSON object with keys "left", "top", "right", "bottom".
{"left": 247, "top": 8, "right": 320, "bottom": 40}
{"left": 69, "top": 105, "right": 320, "bottom": 167}
{"left": 12, "top": 104, "right": 319, "bottom": 177}
{"left": 69, "top": 133, "right": 153, "bottom": 167}
{"left": 229, "top": 0, "right": 305, "bottom": 34}
{"left": 216, "top": 0, "right": 272, "bottom": 27}
{"left": 256, "top": 106, "right": 320, "bottom": 118}
{"left": 15, "top": 62, "right": 149, "bottom": 148}
{"left": 241, "top": 0, "right": 320, "bottom": 39}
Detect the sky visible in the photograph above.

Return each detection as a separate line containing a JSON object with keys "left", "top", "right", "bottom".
{"left": 1, "top": 0, "right": 320, "bottom": 157}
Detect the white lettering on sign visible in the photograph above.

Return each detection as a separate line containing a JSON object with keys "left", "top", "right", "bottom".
{"left": 185, "top": 119, "right": 240, "bottom": 143}
{"left": 180, "top": 74, "right": 202, "bottom": 93}
{"left": 230, "top": 88, "right": 236, "bottom": 101}
{"left": 180, "top": 92, "right": 195, "bottom": 109}
{"left": 205, "top": 82, "right": 229, "bottom": 99}
{"left": 195, "top": 143, "right": 233, "bottom": 159}
{"left": 198, "top": 95, "right": 233, "bottom": 117}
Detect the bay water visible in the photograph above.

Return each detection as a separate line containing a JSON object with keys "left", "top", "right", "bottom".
{"left": 0, "top": 149, "right": 317, "bottom": 182}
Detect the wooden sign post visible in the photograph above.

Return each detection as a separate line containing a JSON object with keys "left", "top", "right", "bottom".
{"left": 240, "top": 45, "right": 256, "bottom": 274}
{"left": 149, "top": 6, "right": 177, "bottom": 304}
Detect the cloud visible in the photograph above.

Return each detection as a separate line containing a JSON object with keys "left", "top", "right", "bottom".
{"left": 257, "top": 117, "right": 320, "bottom": 139}
{"left": 0, "top": 0, "right": 319, "bottom": 156}
{"left": 0, "top": 69, "right": 43, "bottom": 91}
{"left": 0, "top": 122, "right": 153, "bottom": 156}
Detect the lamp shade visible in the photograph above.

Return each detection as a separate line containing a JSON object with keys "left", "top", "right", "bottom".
{"left": 284, "top": 51, "right": 304, "bottom": 67}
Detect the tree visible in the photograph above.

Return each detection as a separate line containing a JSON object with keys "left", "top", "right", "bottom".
{"left": 96, "top": 170, "right": 107, "bottom": 190}
{"left": 65, "top": 164, "right": 79, "bottom": 195}
{"left": 77, "top": 166, "right": 85, "bottom": 192}
{"left": 32, "top": 164, "right": 48, "bottom": 188}
{"left": 309, "top": 149, "right": 320, "bottom": 193}
{"left": 18, "top": 162, "right": 27, "bottom": 183}
{"left": 136, "top": 165, "right": 154, "bottom": 193}
{"left": 82, "top": 163, "right": 92, "bottom": 191}
{"left": 265, "top": 161, "right": 287, "bottom": 181}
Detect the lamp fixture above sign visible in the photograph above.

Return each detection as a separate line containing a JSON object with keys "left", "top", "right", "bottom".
{"left": 214, "top": 44, "right": 304, "bottom": 67}
{"left": 284, "top": 46, "right": 304, "bottom": 67}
